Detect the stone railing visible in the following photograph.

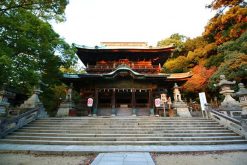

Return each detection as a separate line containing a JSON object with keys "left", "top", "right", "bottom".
{"left": 218, "top": 109, "right": 242, "bottom": 120}
{"left": 0, "top": 107, "right": 41, "bottom": 138}
{"left": 209, "top": 109, "right": 247, "bottom": 139}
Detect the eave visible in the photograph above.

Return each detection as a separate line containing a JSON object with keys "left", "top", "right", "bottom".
{"left": 76, "top": 46, "right": 174, "bottom": 66}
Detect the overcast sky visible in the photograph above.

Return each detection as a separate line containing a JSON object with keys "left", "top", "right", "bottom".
{"left": 52, "top": 0, "right": 216, "bottom": 47}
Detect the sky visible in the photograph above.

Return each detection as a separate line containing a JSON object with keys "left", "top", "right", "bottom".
{"left": 52, "top": 0, "right": 216, "bottom": 47}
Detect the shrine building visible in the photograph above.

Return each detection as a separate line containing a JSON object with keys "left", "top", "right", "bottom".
{"left": 61, "top": 42, "right": 192, "bottom": 116}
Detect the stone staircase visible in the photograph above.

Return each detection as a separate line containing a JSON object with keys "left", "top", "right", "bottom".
{"left": 0, "top": 117, "right": 247, "bottom": 145}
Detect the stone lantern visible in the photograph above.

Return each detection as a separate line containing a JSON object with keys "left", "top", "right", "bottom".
{"left": 236, "top": 83, "right": 247, "bottom": 117}
{"left": 19, "top": 81, "right": 48, "bottom": 118}
{"left": 235, "top": 83, "right": 247, "bottom": 131}
{"left": 215, "top": 75, "right": 241, "bottom": 116}
{"left": 20, "top": 87, "right": 42, "bottom": 109}
{"left": 0, "top": 89, "right": 15, "bottom": 117}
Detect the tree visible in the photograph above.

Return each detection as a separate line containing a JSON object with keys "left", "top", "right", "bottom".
{"left": 207, "top": 0, "right": 246, "bottom": 11}
{"left": 183, "top": 65, "right": 216, "bottom": 93}
{"left": 0, "top": 0, "right": 68, "bottom": 22}
{"left": 207, "top": 31, "right": 247, "bottom": 91}
{"left": 0, "top": 9, "right": 77, "bottom": 93}
{"left": 183, "top": 37, "right": 208, "bottom": 53}
{"left": 163, "top": 56, "right": 188, "bottom": 73}
{"left": 0, "top": 1, "right": 77, "bottom": 114}
{"left": 186, "top": 43, "right": 217, "bottom": 65}
{"left": 204, "top": 1, "right": 247, "bottom": 44}
{"left": 157, "top": 33, "right": 187, "bottom": 57}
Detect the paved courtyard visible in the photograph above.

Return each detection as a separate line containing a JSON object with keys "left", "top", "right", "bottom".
{"left": 91, "top": 152, "right": 155, "bottom": 165}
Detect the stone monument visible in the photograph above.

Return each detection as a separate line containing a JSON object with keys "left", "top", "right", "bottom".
{"left": 235, "top": 83, "right": 247, "bottom": 131}
{"left": 215, "top": 75, "right": 241, "bottom": 117}
{"left": 56, "top": 83, "right": 75, "bottom": 117}
{"left": 172, "top": 83, "right": 192, "bottom": 117}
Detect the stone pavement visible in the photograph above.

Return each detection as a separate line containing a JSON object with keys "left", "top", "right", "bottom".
{"left": 91, "top": 152, "right": 155, "bottom": 165}
{"left": 1, "top": 144, "right": 247, "bottom": 153}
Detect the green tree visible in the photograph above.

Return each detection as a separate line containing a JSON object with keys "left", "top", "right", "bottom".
{"left": 0, "top": 9, "right": 77, "bottom": 92}
{"left": 208, "top": 31, "right": 247, "bottom": 90}
{"left": 183, "top": 36, "right": 208, "bottom": 53}
{"left": 0, "top": 0, "right": 68, "bottom": 21}
{"left": 163, "top": 56, "right": 188, "bottom": 73}
{"left": 0, "top": 1, "right": 77, "bottom": 114}
{"left": 157, "top": 33, "right": 187, "bottom": 57}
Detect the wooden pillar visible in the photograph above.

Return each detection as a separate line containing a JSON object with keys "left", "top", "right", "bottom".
{"left": 111, "top": 88, "right": 116, "bottom": 116}
{"left": 149, "top": 90, "right": 154, "bottom": 116}
{"left": 93, "top": 89, "right": 98, "bottom": 116}
{"left": 132, "top": 88, "right": 136, "bottom": 116}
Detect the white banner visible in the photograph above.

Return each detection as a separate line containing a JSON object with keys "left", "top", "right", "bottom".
{"left": 199, "top": 92, "right": 207, "bottom": 111}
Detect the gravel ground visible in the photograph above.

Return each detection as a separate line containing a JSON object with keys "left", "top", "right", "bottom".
{"left": 0, "top": 153, "right": 95, "bottom": 165}
{"left": 0, "top": 151, "right": 247, "bottom": 165}
{"left": 153, "top": 151, "right": 247, "bottom": 165}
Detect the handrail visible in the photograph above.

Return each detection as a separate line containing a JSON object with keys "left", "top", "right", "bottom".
{"left": 210, "top": 109, "right": 241, "bottom": 126}
{"left": 0, "top": 107, "right": 40, "bottom": 138}
{"left": 209, "top": 109, "right": 247, "bottom": 138}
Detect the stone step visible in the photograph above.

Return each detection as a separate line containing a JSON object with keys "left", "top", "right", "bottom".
{"left": 26, "top": 124, "right": 221, "bottom": 128}
{"left": 4, "top": 135, "right": 244, "bottom": 141}
{"left": 1, "top": 117, "right": 246, "bottom": 149}
{"left": 15, "top": 129, "right": 232, "bottom": 135}
{"left": 33, "top": 121, "right": 215, "bottom": 124}
{"left": 24, "top": 125, "right": 224, "bottom": 130}
{"left": 10, "top": 132, "right": 238, "bottom": 137}
{"left": 32, "top": 120, "right": 219, "bottom": 124}
{"left": 35, "top": 117, "right": 214, "bottom": 120}
{"left": 1, "top": 139, "right": 247, "bottom": 145}
{"left": 35, "top": 121, "right": 216, "bottom": 124}
{"left": 19, "top": 128, "right": 226, "bottom": 133}
{"left": 39, "top": 117, "right": 207, "bottom": 119}
{"left": 29, "top": 121, "right": 219, "bottom": 125}
{"left": 36, "top": 118, "right": 212, "bottom": 122}
{"left": 36, "top": 119, "right": 211, "bottom": 123}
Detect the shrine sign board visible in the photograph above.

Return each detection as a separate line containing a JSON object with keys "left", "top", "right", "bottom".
{"left": 155, "top": 98, "right": 161, "bottom": 107}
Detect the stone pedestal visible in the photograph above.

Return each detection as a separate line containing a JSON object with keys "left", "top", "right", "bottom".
{"left": 236, "top": 83, "right": 247, "bottom": 131}
{"left": 56, "top": 101, "right": 75, "bottom": 117}
{"left": 173, "top": 102, "right": 192, "bottom": 117}
{"left": 172, "top": 83, "right": 192, "bottom": 117}
{"left": 56, "top": 83, "right": 75, "bottom": 117}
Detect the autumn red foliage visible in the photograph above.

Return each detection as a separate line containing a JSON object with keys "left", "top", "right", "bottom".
{"left": 183, "top": 65, "right": 217, "bottom": 93}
